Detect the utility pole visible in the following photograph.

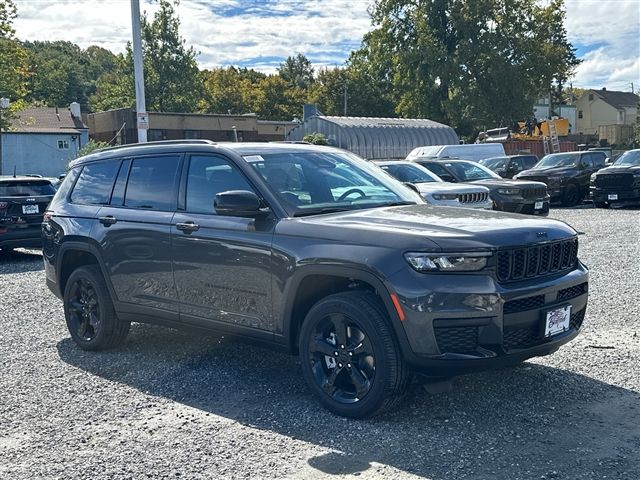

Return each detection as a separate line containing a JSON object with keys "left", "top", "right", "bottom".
{"left": 343, "top": 83, "right": 347, "bottom": 117}
{"left": 131, "top": 0, "right": 147, "bottom": 143}
{"left": 0, "top": 98, "right": 9, "bottom": 176}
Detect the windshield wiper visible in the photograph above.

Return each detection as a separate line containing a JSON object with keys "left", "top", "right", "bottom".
{"left": 293, "top": 207, "right": 355, "bottom": 217}
{"left": 375, "top": 201, "right": 417, "bottom": 207}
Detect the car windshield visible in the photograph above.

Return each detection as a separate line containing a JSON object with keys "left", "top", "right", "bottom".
{"left": 379, "top": 163, "right": 440, "bottom": 183}
{"left": 445, "top": 162, "right": 501, "bottom": 181}
{"left": 614, "top": 150, "right": 640, "bottom": 166}
{"left": 0, "top": 180, "right": 56, "bottom": 196}
{"left": 479, "top": 157, "right": 508, "bottom": 170}
{"left": 534, "top": 153, "right": 579, "bottom": 168}
{"left": 244, "top": 151, "right": 422, "bottom": 216}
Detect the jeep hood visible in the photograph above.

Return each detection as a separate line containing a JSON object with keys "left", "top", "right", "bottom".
{"left": 276, "top": 204, "right": 576, "bottom": 251}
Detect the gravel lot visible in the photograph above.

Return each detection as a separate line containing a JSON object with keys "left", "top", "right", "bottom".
{"left": 1, "top": 206, "right": 639, "bottom": 480}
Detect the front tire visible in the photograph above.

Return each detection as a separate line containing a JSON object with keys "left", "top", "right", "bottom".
{"left": 63, "top": 265, "right": 130, "bottom": 350}
{"left": 562, "top": 183, "right": 581, "bottom": 207}
{"left": 299, "top": 291, "right": 411, "bottom": 418}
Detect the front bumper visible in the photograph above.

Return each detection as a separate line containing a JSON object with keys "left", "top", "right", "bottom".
{"left": 388, "top": 262, "right": 589, "bottom": 375}
{"left": 426, "top": 197, "right": 493, "bottom": 210}
{"left": 590, "top": 186, "right": 640, "bottom": 206}
{"left": 493, "top": 195, "right": 551, "bottom": 215}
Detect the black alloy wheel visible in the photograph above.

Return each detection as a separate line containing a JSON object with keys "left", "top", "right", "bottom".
{"left": 299, "top": 291, "right": 411, "bottom": 418}
{"left": 63, "top": 265, "right": 130, "bottom": 350}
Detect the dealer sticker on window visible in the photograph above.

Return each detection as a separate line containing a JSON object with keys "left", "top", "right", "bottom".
{"left": 544, "top": 305, "right": 571, "bottom": 337}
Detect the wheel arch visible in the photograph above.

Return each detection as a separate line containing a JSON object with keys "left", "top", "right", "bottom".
{"left": 57, "top": 240, "right": 114, "bottom": 300}
{"left": 281, "top": 265, "right": 409, "bottom": 356}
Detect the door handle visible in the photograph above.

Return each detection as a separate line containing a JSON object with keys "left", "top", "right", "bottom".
{"left": 99, "top": 215, "right": 117, "bottom": 226}
{"left": 176, "top": 221, "right": 200, "bottom": 233}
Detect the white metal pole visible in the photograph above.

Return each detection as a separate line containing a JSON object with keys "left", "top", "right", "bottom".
{"left": 131, "top": 0, "right": 147, "bottom": 143}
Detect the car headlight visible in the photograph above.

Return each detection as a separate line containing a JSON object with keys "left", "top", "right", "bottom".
{"left": 432, "top": 193, "right": 459, "bottom": 200}
{"left": 497, "top": 188, "right": 521, "bottom": 195}
{"left": 590, "top": 173, "right": 597, "bottom": 184}
{"left": 546, "top": 176, "right": 562, "bottom": 186}
{"left": 404, "top": 252, "right": 491, "bottom": 272}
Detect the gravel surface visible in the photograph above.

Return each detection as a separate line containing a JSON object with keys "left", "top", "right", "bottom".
{"left": 1, "top": 206, "right": 639, "bottom": 480}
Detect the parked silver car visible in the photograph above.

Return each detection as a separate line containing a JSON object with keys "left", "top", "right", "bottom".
{"left": 375, "top": 161, "right": 492, "bottom": 209}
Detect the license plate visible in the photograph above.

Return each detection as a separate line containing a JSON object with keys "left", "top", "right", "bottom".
{"left": 544, "top": 305, "right": 571, "bottom": 337}
{"left": 22, "top": 204, "right": 39, "bottom": 215}
{"left": 608, "top": 194, "right": 618, "bottom": 201}
{"left": 534, "top": 201, "right": 544, "bottom": 210}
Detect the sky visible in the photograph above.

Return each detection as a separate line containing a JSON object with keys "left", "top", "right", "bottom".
{"left": 12, "top": 0, "right": 640, "bottom": 93}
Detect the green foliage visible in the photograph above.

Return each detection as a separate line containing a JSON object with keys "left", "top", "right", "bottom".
{"left": 251, "top": 75, "right": 307, "bottom": 121}
{"left": 76, "top": 139, "right": 109, "bottom": 159}
{"left": 199, "top": 67, "right": 264, "bottom": 114}
{"left": 278, "top": 54, "right": 315, "bottom": 89}
{"left": 363, "top": 0, "right": 580, "bottom": 133}
{"left": 0, "top": 0, "right": 16, "bottom": 39}
{"left": 303, "top": 132, "right": 329, "bottom": 145}
{"left": 90, "top": 0, "right": 201, "bottom": 113}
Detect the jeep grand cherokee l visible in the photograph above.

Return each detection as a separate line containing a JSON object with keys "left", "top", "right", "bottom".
{"left": 411, "top": 158, "right": 550, "bottom": 215}
{"left": 1, "top": 176, "right": 56, "bottom": 253}
{"left": 43, "top": 141, "right": 589, "bottom": 418}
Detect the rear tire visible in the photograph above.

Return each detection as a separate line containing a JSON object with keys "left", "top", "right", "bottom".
{"left": 299, "top": 291, "right": 411, "bottom": 418}
{"left": 63, "top": 265, "right": 130, "bottom": 350}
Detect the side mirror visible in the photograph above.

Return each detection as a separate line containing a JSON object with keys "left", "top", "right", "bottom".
{"left": 403, "top": 182, "right": 420, "bottom": 194}
{"left": 214, "top": 190, "right": 269, "bottom": 217}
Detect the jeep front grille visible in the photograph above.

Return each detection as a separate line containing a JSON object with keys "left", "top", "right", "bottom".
{"left": 457, "top": 192, "right": 489, "bottom": 204}
{"left": 521, "top": 187, "right": 547, "bottom": 199}
{"left": 496, "top": 238, "right": 578, "bottom": 283}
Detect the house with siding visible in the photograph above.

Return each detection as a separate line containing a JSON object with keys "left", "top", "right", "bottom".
{"left": 575, "top": 89, "right": 638, "bottom": 144}
{"left": 0, "top": 103, "right": 89, "bottom": 176}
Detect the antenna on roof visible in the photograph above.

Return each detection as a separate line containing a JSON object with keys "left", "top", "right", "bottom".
{"left": 13, "top": 165, "right": 16, "bottom": 178}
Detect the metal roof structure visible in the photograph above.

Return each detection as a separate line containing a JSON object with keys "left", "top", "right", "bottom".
{"left": 286, "top": 115, "right": 459, "bottom": 159}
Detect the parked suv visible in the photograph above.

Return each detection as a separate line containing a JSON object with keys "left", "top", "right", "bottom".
{"left": 411, "top": 158, "right": 550, "bottom": 215}
{"left": 515, "top": 151, "right": 606, "bottom": 206}
{"left": 43, "top": 141, "right": 589, "bottom": 418}
{"left": 590, "top": 149, "right": 640, "bottom": 208}
{"left": 1, "top": 176, "right": 56, "bottom": 253}
{"left": 479, "top": 155, "right": 539, "bottom": 178}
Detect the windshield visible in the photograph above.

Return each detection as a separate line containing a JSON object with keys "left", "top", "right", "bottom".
{"left": 379, "top": 163, "right": 440, "bottom": 183}
{"left": 614, "top": 150, "right": 640, "bottom": 166}
{"left": 444, "top": 162, "right": 501, "bottom": 181}
{"left": 479, "top": 157, "right": 508, "bottom": 170}
{"left": 244, "top": 151, "right": 422, "bottom": 216}
{"left": 535, "top": 153, "right": 579, "bottom": 168}
{"left": 0, "top": 181, "right": 56, "bottom": 196}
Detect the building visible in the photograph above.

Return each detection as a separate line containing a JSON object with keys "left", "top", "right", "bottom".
{"left": 575, "top": 88, "right": 638, "bottom": 144}
{"left": 0, "top": 103, "right": 89, "bottom": 176}
{"left": 286, "top": 106, "right": 459, "bottom": 159}
{"left": 87, "top": 108, "right": 298, "bottom": 145}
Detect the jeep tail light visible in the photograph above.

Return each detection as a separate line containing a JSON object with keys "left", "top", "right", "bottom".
{"left": 43, "top": 210, "right": 54, "bottom": 223}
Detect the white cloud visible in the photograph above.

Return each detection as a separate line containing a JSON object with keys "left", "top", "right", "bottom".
{"left": 12, "top": 0, "right": 640, "bottom": 89}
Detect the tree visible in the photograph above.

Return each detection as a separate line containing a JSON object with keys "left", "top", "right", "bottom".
{"left": 362, "top": 0, "right": 580, "bottom": 135}
{"left": 75, "top": 139, "right": 109, "bottom": 159}
{"left": 0, "top": 0, "right": 28, "bottom": 129}
{"left": 0, "top": 0, "right": 17, "bottom": 39}
{"left": 277, "top": 54, "right": 315, "bottom": 89}
{"left": 251, "top": 75, "right": 307, "bottom": 120}
{"left": 303, "top": 132, "right": 329, "bottom": 145}
{"left": 90, "top": 0, "right": 201, "bottom": 113}
{"left": 199, "top": 67, "right": 264, "bottom": 114}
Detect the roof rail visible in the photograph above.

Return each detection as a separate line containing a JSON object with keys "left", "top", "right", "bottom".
{"left": 95, "top": 139, "right": 217, "bottom": 154}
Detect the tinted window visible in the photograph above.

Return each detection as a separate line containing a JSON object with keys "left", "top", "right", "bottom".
{"left": 381, "top": 164, "right": 438, "bottom": 183}
{"left": 580, "top": 155, "right": 594, "bottom": 168}
{"left": 589, "top": 152, "right": 606, "bottom": 167}
{"left": 70, "top": 161, "right": 120, "bottom": 205}
{"left": 186, "top": 155, "right": 254, "bottom": 214}
{"left": 523, "top": 156, "right": 538, "bottom": 168}
{"left": 0, "top": 180, "right": 56, "bottom": 196}
{"left": 124, "top": 156, "right": 180, "bottom": 210}
{"left": 419, "top": 162, "right": 450, "bottom": 178}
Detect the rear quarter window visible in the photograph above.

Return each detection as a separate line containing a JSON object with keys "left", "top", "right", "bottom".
{"left": 70, "top": 161, "right": 120, "bottom": 205}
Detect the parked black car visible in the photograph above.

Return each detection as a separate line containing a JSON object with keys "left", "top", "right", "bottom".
{"left": 590, "top": 149, "right": 640, "bottom": 208}
{"left": 411, "top": 158, "right": 550, "bottom": 215}
{"left": 479, "top": 154, "right": 539, "bottom": 178}
{"left": 515, "top": 151, "right": 606, "bottom": 206}
{"left": 0, "top": 176, "right": 57, "bottom": 253}
{"left": 43, "top": 140, "right": 588, "bottom": 418}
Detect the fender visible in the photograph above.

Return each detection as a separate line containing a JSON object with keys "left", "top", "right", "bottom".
{"left": 279, "top": 264, "right": 414, "bottom": 358}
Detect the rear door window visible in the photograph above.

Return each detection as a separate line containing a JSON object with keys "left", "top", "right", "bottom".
{"left": 70, "top": 161, "right": 120, "bottom": 205}
{"left": 124, "top": 156, "right": 181, "bottom": 210}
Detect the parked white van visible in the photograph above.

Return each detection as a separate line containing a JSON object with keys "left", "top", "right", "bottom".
{"left": 406, "top": 143, "right": 506, "bottom": 162}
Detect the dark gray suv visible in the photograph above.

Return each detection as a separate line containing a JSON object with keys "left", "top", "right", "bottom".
{"left": 43, "top": 141, "right": 589, "bottom": 418}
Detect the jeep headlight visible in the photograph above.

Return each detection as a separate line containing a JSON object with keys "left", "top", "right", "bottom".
{"left": 590, "top": 173, "right": 597, "bottom": 184}
{"left": 404, "top": 252, "right": 491, "bottom": 272}
{"left": 432, "top": 193, "right": 459, "bottom": 200}
{"left": 546, "top": 176, "right": 562, "bottom": 186}
{"left": 497, "top": 188, "right": 520, "bottom": 195}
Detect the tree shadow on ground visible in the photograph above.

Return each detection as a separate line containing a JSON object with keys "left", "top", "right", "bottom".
{"left": 57, "top": 323, "right": 640, "bottom": 479}
{"left": 0, "top": 249, "right": 43, "bottom": 273}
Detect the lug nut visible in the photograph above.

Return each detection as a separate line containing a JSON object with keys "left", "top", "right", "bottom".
{"left": 334, "top": 351, "right": 339, "bottom": 356}
{"left": 347, "top": 363, "right": 351, "bottom": 368}
{"left": 348, "top": 352, "right": 353, "bottom": 357}
{"left": 340, "top": 345, "right": 345, "bottom": 349}
{"left": 338, "top": 363, "right": 343, "bottom": 368}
